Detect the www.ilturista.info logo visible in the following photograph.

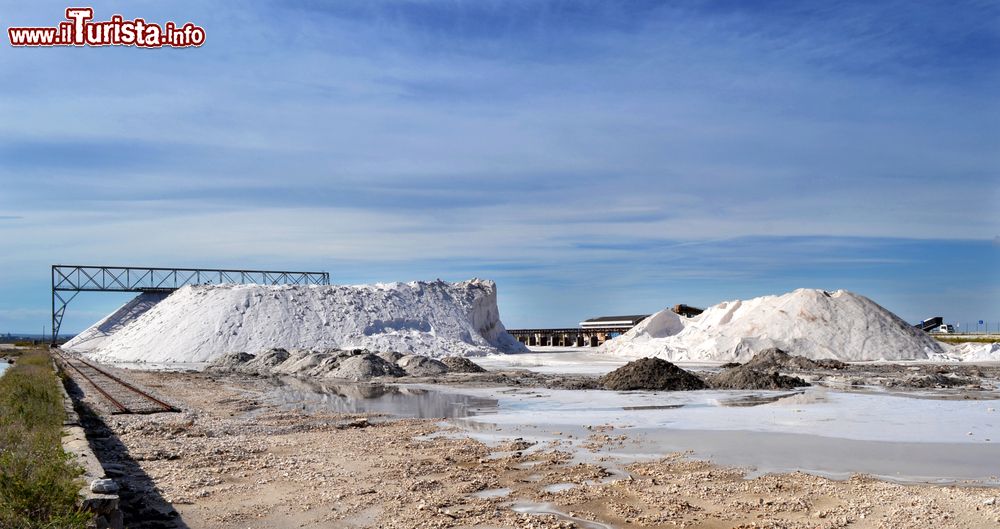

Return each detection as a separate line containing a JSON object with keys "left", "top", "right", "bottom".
{"left": 8, "top": 7, "right": 205, "bottom": 48}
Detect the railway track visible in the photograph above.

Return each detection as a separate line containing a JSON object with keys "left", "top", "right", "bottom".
{"left": 56, "top": 350, "right": 179, "bottom": 414}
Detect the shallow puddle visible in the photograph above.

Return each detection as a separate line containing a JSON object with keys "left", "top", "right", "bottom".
{"left": 541, "top": 482, "right": 576, "bottom": 493}
{"left": 440, "top": 385, "right": 1000, "bottom": 485}
{"left": 470, "top": 487, "right": 512, "bottom": 499}
{"left": 510, "top": 502, "right": 613, "bottom": 529}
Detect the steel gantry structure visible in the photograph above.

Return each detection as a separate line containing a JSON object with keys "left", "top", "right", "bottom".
{"left": 51, "top": 265, "right": 330, "bottom": 344}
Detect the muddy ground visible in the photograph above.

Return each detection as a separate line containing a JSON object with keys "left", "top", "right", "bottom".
{"left": 65, "top": 366, "right": 1000, "bottom": 529}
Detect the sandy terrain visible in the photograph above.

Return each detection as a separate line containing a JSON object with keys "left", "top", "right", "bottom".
{"left": 64, "top": 368, "right": 1000, "bottom": 529}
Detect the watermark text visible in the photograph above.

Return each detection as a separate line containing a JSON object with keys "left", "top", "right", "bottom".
{"left": 8, "top": 8, "right": 205, "bottom": 48}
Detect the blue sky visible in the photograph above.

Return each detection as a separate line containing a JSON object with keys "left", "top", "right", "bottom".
{"left": 0, "top": 0, "right": 997, "bottom": 333}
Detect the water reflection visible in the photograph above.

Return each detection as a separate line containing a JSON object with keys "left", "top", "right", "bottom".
{"left": 716, "top": 391, "right": 804, "bottom": 407}
{"left": 265, "top": 377, "right": 499, "bottom": 419}
{"left": 511, "top": 502, "right": 613, "bottom": 529}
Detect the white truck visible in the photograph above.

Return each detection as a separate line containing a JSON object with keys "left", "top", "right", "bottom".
{"left": 930, "top": 324, "right": 956, "bottom": 334}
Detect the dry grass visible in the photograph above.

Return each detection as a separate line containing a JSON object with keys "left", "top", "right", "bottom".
{"left": 0, "top": 348, "right": 89, "bottom": 529}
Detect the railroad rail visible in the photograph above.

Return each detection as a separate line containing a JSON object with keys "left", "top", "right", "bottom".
{"left": 56, "top": 350, "right": 179, "bottom": 414}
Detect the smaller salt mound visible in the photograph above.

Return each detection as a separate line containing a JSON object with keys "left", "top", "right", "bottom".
{"left": 63, "top": 292, "right": 169, "bottom": 352}
{"left": 621, "top": 309, "right": 686, "bottom": 344}
{"left": 938, "top": 342, "right": 1000, "bottom": 362}
{"left": 602, "top": 289, "right": 944, "bottom": 362}
{"left": 600, "top": 358, "right": 706, "bottom": 391}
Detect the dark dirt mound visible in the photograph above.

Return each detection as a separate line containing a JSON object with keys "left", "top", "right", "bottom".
{"left": 743, "top": 348, "right": 819, "bottom": 371}
{"left": 887, "top": 373, "right": 978, "bottom": 389}
{"left": 440, "top": 356, "right": 487, "bottom": 373}
{"left": 743, "top": 348, "right": 845, "bottom": 372}
{"left": 707, "top": 365, "right": 809, "bottom": 390}
{"left": 600, "top": 358, "right": 706, "bottom": 391}
{"left": 719, "top": 362, "right": 741, "bottom": 369}
{"left": 813, "top": 358, "right": 848, "bottom": 370}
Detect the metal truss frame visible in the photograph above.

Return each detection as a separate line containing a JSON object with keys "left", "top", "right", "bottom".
{"left": 51, "top": 265, "right": 330, "bottom": 344}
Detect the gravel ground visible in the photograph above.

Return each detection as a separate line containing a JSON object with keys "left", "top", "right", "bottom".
{"left": 79, "top": 369, "right": 1000, "bottom": 529}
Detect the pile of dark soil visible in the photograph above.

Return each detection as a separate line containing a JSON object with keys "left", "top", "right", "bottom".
{"left": 706, "top": 365, "right": 810, "bottom": 390}
{"left": 887, "top": 373, "right": 978, "bottom": 389}
{"left": 744, "top": 348, "right": 846, "bottom": 371}
{"left": 440, "top": 356, "right": 487, "bottom": 373}
{"left": 600, "top": 358, "right": 706, "bottom": 391}
{"left": 813, "top": 358, "right": 848, "bottom": 370}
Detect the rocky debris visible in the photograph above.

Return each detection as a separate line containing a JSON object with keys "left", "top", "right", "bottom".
{"left": 600, "top": 358, "right": 707, "bottom": 391}
{"left": 814, "top": 358, "right": 849, "bottom": 369}
{"left": 210, "top": 348, "right": 405, "bottom": 380}
{"left": 210, "top": 348, "right": 493, "bottom": 381}
{"left": 498, "top": 438, "right": 537, "bottom": 452}
{"left": 207, "top": 351, "right": 258, "bottom": 374}
{"left": 440, "top": 356, "right": 487, "bottom": 373}
{"left": 328, "top": 354, "right": 406, "bottom": 381}
{"left": 90, "top": 478, "right": 119, "bottom": 494}
{"left": 397, "top": 355, "right": 449, "bottom": 376}
{"left": 706, "top": 364, "right": 810, "bottom": 390}
{"left": 887, "top": 373, "right": 979, "bottom": 389}
{"left": 209, "top": 348, "right": 304, "bottom": 376}
{"left": 255, "top": 348, "right": 291, "bottom": 366}
{"left": 376, "top": 351, "right": 405, "bottom": 364}
{"left": 273, "top": 350, "right": 344, "bottom": 376}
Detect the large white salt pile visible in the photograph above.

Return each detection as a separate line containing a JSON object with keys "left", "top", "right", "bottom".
{"left": 601, "top": 289, "right": 944, "bottom": 362}
{"left": 63, "top": 292, "right": 170, "bottom": 352}
{"left": 68, "top": 279, "right": 527, "bottom": 363}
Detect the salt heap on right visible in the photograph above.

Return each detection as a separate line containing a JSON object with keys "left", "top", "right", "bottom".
{"left": 601, "top": 289, "right": 944, "bottom": 362}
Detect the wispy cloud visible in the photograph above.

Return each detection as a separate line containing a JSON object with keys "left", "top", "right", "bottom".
{"left": 0, "top": 0, "right": 997, "bottom": 331}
